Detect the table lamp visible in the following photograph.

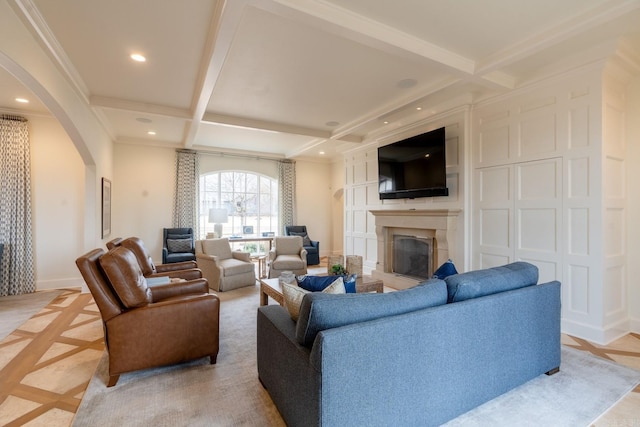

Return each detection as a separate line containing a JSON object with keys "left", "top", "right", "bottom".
{"left": 209, "top": 208, "right": 228, "bottom": 238}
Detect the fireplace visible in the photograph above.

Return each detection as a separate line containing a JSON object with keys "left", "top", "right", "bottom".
{"left": 370, "top": 209, "right": 461, "bottom": 289}
{"left": 392, "top": 235, "right": 434, "bottom": 280}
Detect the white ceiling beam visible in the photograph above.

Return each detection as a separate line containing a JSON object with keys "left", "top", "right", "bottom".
{"left": 90, "top": 96, "right": 191, "bottom": 119}
{"left": 265, "top": 0, "right": 475, "bottom": 75}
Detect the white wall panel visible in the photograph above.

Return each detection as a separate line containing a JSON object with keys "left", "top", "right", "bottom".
{"left": 480, "top": 209, "right": 510, "bottom": 248}
{"left": 568, "top": 157, "right": 590, "bottom": 198}
{"left": 518, "top": 114, "right": 557, "bottom": 157}
{"left": 569, "top": 105, "right": 590, "bottom": 148}
{"left": 479, "top": 253, "right": 510, "bottom": 268}
{"left": 518, "top": 161, "right": 558, "bottom": 200}
{"left": 568, "top": 208, "right": 589, "bottom": 255}
{"left": 604, "top": 208, "right": 625, "bottom": 257}
{"left": 604, "top": 156, "right": 625, "bottom": 198}
{"left": 479, "top": 167, "right": 510, "bottom": 203}
{"left": 353, "top": 186, "right": 366, "bottom": 207}
{"left": 479, "top": 126, "right": 509, "bottom": 165}
{"left": 604, "top": 265, "right": 624, "bottom": 315}
{"left": 568, "top": 264, "right": 589, "bottom": 314}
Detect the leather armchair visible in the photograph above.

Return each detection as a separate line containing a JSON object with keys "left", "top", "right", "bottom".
{"left": 163, "top": 227, "right": 196, "bottom": 264}
{"left": 120, "top": 237, "right": 202, "bottom": 280}
{"left": 75, "top": 246, "right": 219, "bottom": 387}
{"left": 268, "top": 236, "right": 308, "bottom": 278}
{"left": 284, "top": 225, "right": 320, "bottom": 265}
{"left": 195, "top": 238, "right": 256, "bottom": 291}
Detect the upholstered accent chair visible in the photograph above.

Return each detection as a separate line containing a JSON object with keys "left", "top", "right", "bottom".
{"left": 268, "top": 236, "right": 308, "bottom": 278}
{"left": 284, "top": 225, "right": 320, "bottom": 265}
{"left": 195, "top": 238, "right": 256, "bottom": 292}
{"left": 75, "top": 247, "right": 220, "bottom": 387}
{"left": 162, "top": 227, "right": 196, "bottom": 264}
{"left": 120, "top": 237, "right": 202, "bottom": 281}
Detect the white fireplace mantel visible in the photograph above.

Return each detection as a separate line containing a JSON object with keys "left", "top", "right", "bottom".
{"left": 370, "top": 209, "right": 461, "bottom": 289}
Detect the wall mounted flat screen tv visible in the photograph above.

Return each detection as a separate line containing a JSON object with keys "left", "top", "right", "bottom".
{"left": 378, "top": 127, "right": 448, "bottom": 199}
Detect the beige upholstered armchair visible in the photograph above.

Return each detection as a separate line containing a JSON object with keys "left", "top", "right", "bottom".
{"left": 268, "top": 236, "right": 308, "bottom": 278}
{"left": 195, "top": 238, "right": 256, "bottom": 291}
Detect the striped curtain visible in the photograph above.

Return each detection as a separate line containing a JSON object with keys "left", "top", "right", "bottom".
{"left": 278, "top": 160, "right": 296, "bottom": 234}
{"left": 0, "top": 115, "right": 35, "bottom": 296}
{"left": 173, "top": 149, "right": 200, "bottom": 235}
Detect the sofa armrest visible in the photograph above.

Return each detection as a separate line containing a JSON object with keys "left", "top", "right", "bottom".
{"left": 148, "top": 268, "right": 202, "bottom": 280}
{"left": 232, "top": 251, "right": 251, "bottom": 262}
{"left": 300, "top": 248, "right": 308, "bottom": 265}
{"left": 257, "top": 306, "right": 318, "bottom": 426}
{"left": 268, "top": 248, "right": 276, "bottom": 262}
{"left": 156, "top": 260, "right": 198, "bottom": 272}
{"left": 149, "top": 278, "right": 209, "bottom": 301}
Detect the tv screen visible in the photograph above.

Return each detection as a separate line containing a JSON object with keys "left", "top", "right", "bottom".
{"left": 378, "top": 127, "right": 448, "bottom": 199}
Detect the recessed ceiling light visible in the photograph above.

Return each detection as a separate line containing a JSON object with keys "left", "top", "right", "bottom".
{"left": 319, "top": 151, "right": 325, "bottom": 155}
{"left": 383, "top": 121, "right": 389, "bottom": 124}
{"left": 15, "top": 98, "right": 29, "bottom": 103}
{"left": 416, "top": 107, "right": 422, "bottom": 111}
{"left": 136, "top": 117, "right": 152, "bottom": 123}
{"left": 130, "top": 53, "right": 146, "bottom": 62}
{"left": 147, "top": 131, "right": 156, "bottom": 135}
{"left": 397, "top": 78, "right": 417, "bottom": 89}
{"left": 325, "top": 121, "right": 339, "bottom": 127}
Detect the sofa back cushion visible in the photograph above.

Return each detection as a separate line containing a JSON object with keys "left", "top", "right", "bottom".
{"left": 201, "top": 238, "right": 232, "bottom": 259}
{"left": 444, "top": 261, "right": 538, "bottom": 303}
{"left": 99, "top": 247, "right": 152, "bottom": 308}
{"left": 296, "top": 279, "right": 447, "bottom": 347}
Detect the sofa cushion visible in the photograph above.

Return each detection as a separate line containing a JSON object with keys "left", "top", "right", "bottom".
{"left": 445, "top": 261, "right": 539, "bottom": 303}
{"left": 201, "top": 238, "right": 233, "bottom": 259}
{"left": 272, "top": 254, "right": 305, "bottom": 270}
{"left": 219, "top": 258, "right": 255, "bottom": 276}
{"left": 99, "top": 247, "right": 152, "bottom": 308}
{"left": 167, "top": 238, "right": 192, "bottom": 253}
{"left": 283, "top": 277, "right": 346, "bottom": 321}
{"left": 296, "top": 279, "right": 447, "bottom": 347}
{"left": 296, "top": 274, "right": 357, "bottom": 293}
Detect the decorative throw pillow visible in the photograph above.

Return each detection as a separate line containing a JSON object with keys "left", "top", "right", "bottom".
{"left": 433, "top": 259, "right": 458, "bottom": 279}
{"left": 167, "top": 238, "right": 192, "bottom": 253}
{"left": 289, "top": 231, "right": 312, "bottom": 246}
{"left": 296, "top": 274, "right": 357, "bottom": 293}
{"left": 283, "top": 277, "right": 346, "bottom": 321}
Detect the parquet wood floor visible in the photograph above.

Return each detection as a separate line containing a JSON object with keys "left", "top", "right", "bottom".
{"left": 0, "top": 289, "right": 103, "bottom": 426}
{"left": 0, "top": 283, "right": 638, "bottom": 426}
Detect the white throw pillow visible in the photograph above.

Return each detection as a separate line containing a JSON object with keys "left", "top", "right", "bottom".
{"left": 282, "top": 276, "right": 345, "bottom": 321}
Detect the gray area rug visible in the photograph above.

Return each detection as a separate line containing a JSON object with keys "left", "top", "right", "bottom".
{"left": 0, "top": 289, "right": 62, "bottom": 341}
{"left": 73, "top": 285, "right": 640, "bottom": 426}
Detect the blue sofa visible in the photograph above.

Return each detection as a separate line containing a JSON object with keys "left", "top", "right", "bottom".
{"left": 257, "top": 262, "right": 561, "bottom": 426}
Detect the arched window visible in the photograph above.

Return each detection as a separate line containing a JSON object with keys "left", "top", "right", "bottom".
{"left": 199, "top": 171, "right": 278, "bottom": 239}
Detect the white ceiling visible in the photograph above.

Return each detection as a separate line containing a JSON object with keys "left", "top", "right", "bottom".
{"left": 1, "top": 0, "right": 639, "bottom": 160}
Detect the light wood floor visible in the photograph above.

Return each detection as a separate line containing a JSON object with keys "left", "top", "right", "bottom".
{"left": 0, "top": 270, "right": 638, "bottom": 425}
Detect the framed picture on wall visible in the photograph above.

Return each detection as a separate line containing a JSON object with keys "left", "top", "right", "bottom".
{"left": 243, "top": 225, "right": 254, "bottom": 235}
{"left": 102, "top": 178, "right": 111, "bottom": 238}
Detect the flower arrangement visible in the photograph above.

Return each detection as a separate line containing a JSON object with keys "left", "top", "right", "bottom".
{"left": 330, "top": 264, "right": 346, "bottom": 275}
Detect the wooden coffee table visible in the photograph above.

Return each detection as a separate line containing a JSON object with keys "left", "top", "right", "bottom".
{"left": 259, "top": 275, "right": 383, "bottom": 306}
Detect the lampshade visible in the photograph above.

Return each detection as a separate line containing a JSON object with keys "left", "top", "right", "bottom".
{"left": 209, "top": 208, "right": 228, "bottom": 224}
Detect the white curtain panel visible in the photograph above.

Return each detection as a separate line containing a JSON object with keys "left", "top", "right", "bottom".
{"left": 0, "top": 116, "right": 35, "bottom": 296}
{"left": 173, "top": 149, "right": 200, "bottom": 235}
{"left": 278, "top": 160, "right": 296, "bottom": 234}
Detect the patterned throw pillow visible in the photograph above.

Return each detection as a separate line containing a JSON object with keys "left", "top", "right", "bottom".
{"left": 289, "top": 231, "right": 312, "bottom": 246}
{"left": 167, "top": 238, "right": 192, "bottom": 253}
{"left": 282, "top": 277, "right": 346, "bottom": 321}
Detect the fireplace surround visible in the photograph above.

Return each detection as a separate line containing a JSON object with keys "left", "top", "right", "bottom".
{"left": 370, "top": 209, "right": 461, "bottom": 289}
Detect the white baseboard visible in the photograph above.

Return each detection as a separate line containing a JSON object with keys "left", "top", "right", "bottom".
{"left": 36, "top": 277, "right": 87, "bottom": 293}
{"left": 562, "top": 317, "right": 631, "bottom": 345}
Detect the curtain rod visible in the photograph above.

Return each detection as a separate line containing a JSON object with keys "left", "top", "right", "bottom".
{"left": 0, "top": 114, "right": 28, "bottom": 122}
{"left": 193, "top": 149, "right": 294, "bottom": 163}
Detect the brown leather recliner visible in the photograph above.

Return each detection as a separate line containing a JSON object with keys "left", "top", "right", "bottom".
{"left": 76, "top": 246, "right": 220, "bottom": 387}
{"left": 119, "top": 236, "right": 202, "bottom": 280}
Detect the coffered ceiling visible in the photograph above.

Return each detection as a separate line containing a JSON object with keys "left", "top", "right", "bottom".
{"left": 1, "top": 0, "right": 639, "bottom": 160}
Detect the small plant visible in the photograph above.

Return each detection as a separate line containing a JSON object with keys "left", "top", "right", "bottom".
{"left": 330, "top": 264, "right": 346, "bottom": 275}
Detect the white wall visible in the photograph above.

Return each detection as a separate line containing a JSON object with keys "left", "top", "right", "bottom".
{"left": 627, "top": 76, "right": 640, "bottom": 332}
{"left": 29, "top": 115, "right": 86, "bottom": 289}
{"left": 295, "top": 159, "right": 332, "bottom": 257}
